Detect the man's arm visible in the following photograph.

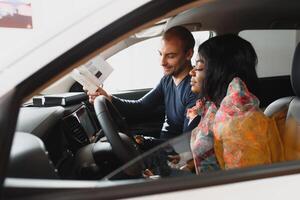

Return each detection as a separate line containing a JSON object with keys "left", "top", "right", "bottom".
{"left": 111, "top": 84, "right": 164, "bottom": 116}
{"left": 87, "top": 79, "right": 165, "bottom": 116}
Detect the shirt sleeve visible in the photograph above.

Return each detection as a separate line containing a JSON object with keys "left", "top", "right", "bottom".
{"left": 111, "top": 78, "right": 164, "bottom": 118}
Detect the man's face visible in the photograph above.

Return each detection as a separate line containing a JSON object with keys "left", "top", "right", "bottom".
{"left": 159, "top": 36, "right": 192, "bottom": 77}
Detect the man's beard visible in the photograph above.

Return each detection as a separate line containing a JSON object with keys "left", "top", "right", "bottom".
{"left": 171, "top": 62, "right": 187, "bottom": 77}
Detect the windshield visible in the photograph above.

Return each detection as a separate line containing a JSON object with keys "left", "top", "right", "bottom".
{"left": 0, "top": 0, "right": 114, "bottom": 72}
{"left": 0, "top": 0, "right": 150, "bottom": 96}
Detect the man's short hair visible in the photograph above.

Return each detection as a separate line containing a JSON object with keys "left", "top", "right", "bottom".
{"left": 163, "top": 26, "right": 195, "bottom": 52}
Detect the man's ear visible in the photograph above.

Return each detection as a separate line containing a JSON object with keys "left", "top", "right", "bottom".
{"left": 186, "top": 49, "right": 194, "bottom": 60}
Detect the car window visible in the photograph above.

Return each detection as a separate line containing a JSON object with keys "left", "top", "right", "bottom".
{"left": 105, "top": 132, "right": 195, "bottom": 180}
{"left": 239, "top": 30, "right": 299, "bottom": 78}
{"left": 106, "top": 30, "right": 300, "bottom": 181}
{"left": 104, "top": 31, "right": 210, "bottom": 92}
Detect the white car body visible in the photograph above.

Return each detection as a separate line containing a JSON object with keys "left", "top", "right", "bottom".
{"left": 0, "top": 0, "right": 150, "bottom": 96}
{"left": 1, "top": 0, "right": 300, "bottom": 199}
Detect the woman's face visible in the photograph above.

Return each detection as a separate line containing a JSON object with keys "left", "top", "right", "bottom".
{"left": 189, "top": 54, "right": 206, "bottom": 94}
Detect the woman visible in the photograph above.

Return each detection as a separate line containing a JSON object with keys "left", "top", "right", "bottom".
{"left": 189, "top": 34, "right": 259, "bottom": 104}
{"left": 187, "top": 34, "right": 283, "bottom": 174}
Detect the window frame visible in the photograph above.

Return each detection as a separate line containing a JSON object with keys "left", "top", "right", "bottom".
{"left": 3, "top": 1, "right": 300, "bottom": 200}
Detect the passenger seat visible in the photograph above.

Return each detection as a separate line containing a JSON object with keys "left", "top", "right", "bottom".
{"left": 264, "top": 42, "right": 300, "bottom": 118}
{"left": 264, "top": 42, "right": 300, "bottom": 160}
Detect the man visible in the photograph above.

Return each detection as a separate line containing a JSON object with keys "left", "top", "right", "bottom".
{"left": 88, "top": 26, "right": 199, "bottom": 140}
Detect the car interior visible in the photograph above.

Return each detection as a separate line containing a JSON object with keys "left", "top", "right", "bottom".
{"left": 3, "top": 0, "right": 300, "bottom": 199}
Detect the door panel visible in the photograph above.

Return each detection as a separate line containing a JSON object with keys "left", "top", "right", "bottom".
{"left": 113, "top": 89, "right": 164, "bottom": 138}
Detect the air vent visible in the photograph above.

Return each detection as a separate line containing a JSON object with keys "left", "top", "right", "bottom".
{"left": 65, "top": 116, "right": 89, "bottom": 145}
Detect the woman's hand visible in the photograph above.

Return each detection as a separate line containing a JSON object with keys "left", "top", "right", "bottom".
{"left": 168, "top": 154, "right": 181, "bottom": 164}
{"left": 167, "top": 152, "right": 194, "bottom": 171}
{"left": 179, "top": 159, "right": 195, "bottom": 172}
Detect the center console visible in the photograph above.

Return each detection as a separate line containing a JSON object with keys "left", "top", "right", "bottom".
{"left": 62, "top": 103, "right": 102, "bottom": 152}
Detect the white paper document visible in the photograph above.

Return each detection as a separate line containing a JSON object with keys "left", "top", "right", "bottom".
{"left": 71, "top": 55, "right": 113, "bottom": 92}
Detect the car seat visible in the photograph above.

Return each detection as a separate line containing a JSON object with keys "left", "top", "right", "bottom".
{"left": 264, "top": 42, "right": 300, "bottom": 118}
{"left": 264, "top": 42, "right": 300, "bottom": 161}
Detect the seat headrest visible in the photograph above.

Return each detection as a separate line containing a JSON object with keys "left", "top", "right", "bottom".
{"left": 291, "top": 42, "right": 300, "bottom": 97}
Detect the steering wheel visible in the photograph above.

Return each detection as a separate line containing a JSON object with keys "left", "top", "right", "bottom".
{"left": 93, "top": 96, "right": 143, "bottom": 175}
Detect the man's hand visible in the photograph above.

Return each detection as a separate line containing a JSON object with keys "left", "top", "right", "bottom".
{"left": 134, "top": 135, "right": 145, "bottom": 144}
{"left": 86, "top": 87, "right": 112, "bottom": 104}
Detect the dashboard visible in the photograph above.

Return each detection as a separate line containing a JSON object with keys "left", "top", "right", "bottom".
{"left": 12, "top": 101, "right": 105, "bottom": 179}
{"left": 10, "top": 91, "right": 164, "bottom": 180}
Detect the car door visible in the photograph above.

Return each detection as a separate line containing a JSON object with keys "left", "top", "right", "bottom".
{"left": 0, "top": 0, "right": 196, "bottom": 199}
{"left": 0, "top": 89, "right": 20, "bottom": 195}
{"left": 113, "top": 89, "right": 164, "bottom": 138}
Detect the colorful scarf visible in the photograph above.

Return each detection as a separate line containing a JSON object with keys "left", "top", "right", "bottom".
{"left": 188, "top": 77, "right": 284, "bottom": 173}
